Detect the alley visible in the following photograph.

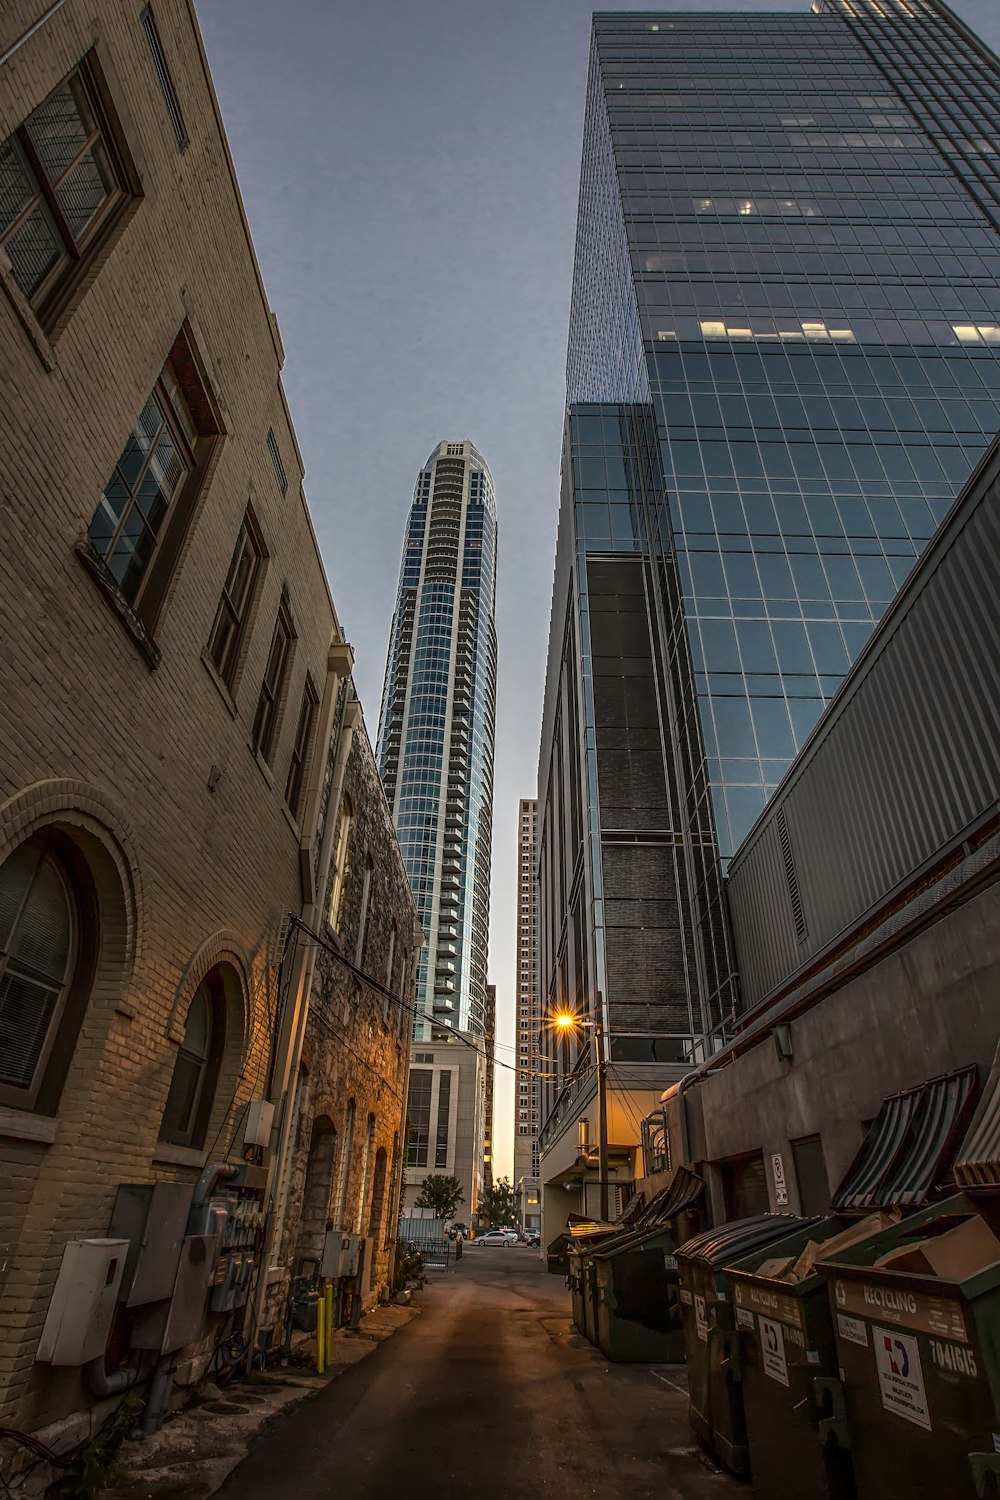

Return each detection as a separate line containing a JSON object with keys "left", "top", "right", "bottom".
{"left": 218, "top": 1249, "right": 740, "bottom": 1500}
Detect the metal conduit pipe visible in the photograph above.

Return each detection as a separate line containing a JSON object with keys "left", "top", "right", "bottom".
{"left": 83, "top": 1354, "right": 142, "bottom": 1399}
{"left": 141, "top": 1356, "right": 177, "bottom": 1436}
{"left": 192, "top": 1161, "right": 238, "bottom": 1213}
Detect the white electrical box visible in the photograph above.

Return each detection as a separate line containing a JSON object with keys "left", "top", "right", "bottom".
{"left": 321, "top": 1229, "right": 345, "bottom": 1278}
{"left": 36, "top": 1239, "right": 128, "bottom": 1366}
{"left": 340, "top": 1234, "right": 362, "bottom": 1278}
{"left": 243, "top": 1099, "right": 275, "bottom": 1149}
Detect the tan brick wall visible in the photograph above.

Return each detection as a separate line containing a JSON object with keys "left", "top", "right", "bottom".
{"left": 0, "top": 0, "right": 417, "bottom": 1444}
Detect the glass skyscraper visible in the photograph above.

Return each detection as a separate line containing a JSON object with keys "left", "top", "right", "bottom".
{"left": 536, "top": 0, "right": 1000, "bottom": 1230}
{"left": 377, "top": 441, "right": 497, "bottom": 1043}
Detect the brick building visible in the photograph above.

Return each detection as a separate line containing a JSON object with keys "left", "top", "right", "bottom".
{"left": 0, "top": 0, "right": 416, "bottom": 1475}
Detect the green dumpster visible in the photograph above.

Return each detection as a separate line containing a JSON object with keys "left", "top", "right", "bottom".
{"left": 815, "top": 1191, "right": 1000, "bottom": 1500}
{"left": 677, "top": 1213, "right": 813, "bottom": 1475}
{"left": 567, "top": 1228, "right": 617, "bottom": 1342}
{"left": 727, "top": 1214, "right": 879, "bottom": 1500}
{"left": 567, "top": 1243, "right": 588, "bottom": 1335}
{"left": 593, "top": 1222, "right": 688, "bottom": 1362}
{"left": 592, "top": 1165, "right": 706, "bottom": 1362}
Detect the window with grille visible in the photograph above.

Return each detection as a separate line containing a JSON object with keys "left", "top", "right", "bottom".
{"left": 0, "top": 57, "right": 135, "bottom": 330}
{"left": 251, "top": 596, "right": 295, "bottom": 762}
{"left": 207, "top": 510, "right": 264, "bottom": 689}
{"left": 328, "top": 797, "right": 353, "bottom": 932}
{"left": 284, "top": 674, "right": 318, "bottom": 815}
{"left": 266, "top": 427, "right": 288, "bottom": 494}
{"left": 140, "top": 6, "right": 188, "bottom": 151}
{"left": 0, "top": 837, "right": 77, "bottom": 1109}
{"left": 159, "top": 971, "right": 224, "bottom": 1148}
{"left": 86, "top": 328, "right": 220, "bottom": 630}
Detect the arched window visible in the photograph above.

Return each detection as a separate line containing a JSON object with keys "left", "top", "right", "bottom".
{"left": 0, "top": 833, "right": 92, "bottom": 1113}
{"left": 160, "top": 968, "right": 225, "bottom": 1147}
{"left": 333, "top": 1098, "right": 356, "bottom": 1229}
{"left": 328, "top": 797, "right": 353, "bottom": 933}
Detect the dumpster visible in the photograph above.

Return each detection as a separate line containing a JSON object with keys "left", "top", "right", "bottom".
{"left": 677, "top": 1213, "right": 814, "bottom": 1474}
{"left": 727, "top": 1212, "right": 898, "bottom": 1500}
{"left": 592, "top": 1167, "right": 705, "bottom": 1362}
{"left": 815, "top": 1190, "right": 1000, "bottom": 1499}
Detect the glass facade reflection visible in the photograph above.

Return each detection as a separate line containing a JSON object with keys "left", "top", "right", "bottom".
{"left": 377, "top": 441, "right": 497, "bottom": 1042}
{"left": 567, "top": 2, "right": 1000, "bottom": 860}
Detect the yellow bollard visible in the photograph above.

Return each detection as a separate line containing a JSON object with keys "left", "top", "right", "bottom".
{"left": 325, "top": 1281, "right": 334, "bottom": 1359}
{"left": 316, "top": 1285, "right": 325, "bottom": 1374}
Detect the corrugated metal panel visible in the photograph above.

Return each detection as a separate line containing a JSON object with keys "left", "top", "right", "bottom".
{"left": 635, "top": 1166, "right": 705, "bottom": 1229}
{"left": 677, "top": 1214, "right": 812, "bottom": 1266}
{"left": 954, "top": 1043, "right": 1000, "bottom": 1186}
{"left": 728, "top": 440, "right": 1000, "bottom": 1009}
{"left": 832, "top": 1065, "right": 980, "bottom": 1213}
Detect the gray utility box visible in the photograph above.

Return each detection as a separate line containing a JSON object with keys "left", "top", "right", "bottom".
{"left": 108, "top": 1183, "right": 194, "bottom": 1307}
{"left": 322, "top": 1230, "right": 346, "bottom": 1278}
{"left": 131, "top": 1232, "right": 221, "bottom": 1354}
{"left": 36, "top": 1239, "right": 128, "bottom": 1365}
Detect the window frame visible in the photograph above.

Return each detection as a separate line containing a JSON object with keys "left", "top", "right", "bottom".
{"left": 284, "top": 673, "right": 319, "bottom": 816}
{"left": 159, "top": 969, "right": 225, "bottom": 1149}
{"left": 81, "top": 325, "right": 223, "bottom": 647}
{"left": 0, "top": 54, "right": 138, "bottom": 334}
{"left": 207, "top": 508, "right": 265, "bottom": 691}
{"left": 328, "top": 797, "right": 353, "bottom": 934}
{"left": 0, "top": 830, "right": 98, "bottom": 1115}
{"left": 251, "top": 594, "right": 296, "bottom": 764}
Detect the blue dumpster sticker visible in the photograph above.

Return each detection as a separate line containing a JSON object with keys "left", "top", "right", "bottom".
{"left": 873, "top": 1327, "right": 930, "bottom": 1430}
{"left": 758, "top": 1316, "right": 789, "bottom": 1386}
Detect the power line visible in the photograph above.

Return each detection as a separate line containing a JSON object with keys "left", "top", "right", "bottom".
{"left": 289, "top": 916, "right": 519, "bottom": 1074}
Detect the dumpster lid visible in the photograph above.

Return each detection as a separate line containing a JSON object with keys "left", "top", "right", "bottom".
{"left": 635, "top": 1166, "right": 705, "bottom": 1229}
{"left": 677, "top": 1213, "right": 812, "bottom": 1266}
{"left": 832, "top": 1065, "right": 980, "bottom": 1213}
{"left": 954, "top": 1041, "right": 1000, "bottom": 1188}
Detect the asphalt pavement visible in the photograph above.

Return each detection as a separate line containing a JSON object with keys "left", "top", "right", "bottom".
{"left": 216, "top": 1245, "right": 742, "bottom": 1499}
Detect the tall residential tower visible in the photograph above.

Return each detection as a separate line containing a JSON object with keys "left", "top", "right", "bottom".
{"left": 537, "top": 0, "right": 1000, "bottom": 1242}
{"left": 378, "top": 441, "right": 498, "bottom": 1217}
{"left": 514, "top": 799, "right": 541, "bottom": 1234}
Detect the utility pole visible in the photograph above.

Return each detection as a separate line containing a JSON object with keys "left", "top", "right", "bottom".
{"left": 595, "top": 991, "right": 609, "bottom": 1222}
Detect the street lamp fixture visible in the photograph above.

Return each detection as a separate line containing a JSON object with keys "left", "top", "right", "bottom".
{"left": 549, "top": 1000, "right": 609, "bottom": 1220}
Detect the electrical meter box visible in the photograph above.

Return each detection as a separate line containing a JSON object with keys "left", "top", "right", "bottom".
{"left": 340, "top": 1234, "right": 362, "bottom": 1278}
{"left": 36, "top": 1239, "right": 128, "bottom": 1366}
{"left": 321, "top": 1230, "right": 346, "bottom": 1278}
{"left": 108, "top": 1182, "right": 193, "bottom": 1307}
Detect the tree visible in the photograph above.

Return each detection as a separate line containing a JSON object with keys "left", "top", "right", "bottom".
{"left": 481, "top": 1176, "right": 517, "bottom": 1229}
{"left": 413, "top": 1174, "right": 464, "bottom": 1222}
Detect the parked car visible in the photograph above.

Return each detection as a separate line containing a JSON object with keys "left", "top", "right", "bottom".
{"left": 523, "top": 1231, "right": 540, "bottom": 1248}
{"left": 475, "top": 1230, "right": 515, "bottom": 1247}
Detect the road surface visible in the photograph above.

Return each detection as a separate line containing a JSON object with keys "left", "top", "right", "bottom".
{"left": 218, "top": 1245, "right": 740, "bottom": 1499}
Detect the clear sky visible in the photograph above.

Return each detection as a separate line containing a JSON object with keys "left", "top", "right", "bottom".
{"left": 195, "top": 0, "right": 1000, "bottom": 1182}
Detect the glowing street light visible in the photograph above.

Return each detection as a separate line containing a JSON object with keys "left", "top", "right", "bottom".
{"left": 548, "top": 1000, "right": 609, "bottom": 1220}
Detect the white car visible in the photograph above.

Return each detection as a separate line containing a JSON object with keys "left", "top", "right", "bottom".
{"left": 475, "top": 1230, "right": 515, "bottom": 1247}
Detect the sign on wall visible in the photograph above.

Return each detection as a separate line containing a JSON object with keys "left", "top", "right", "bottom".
{"left": 771, "top": 1152, "right": 788, "bottom": 1206}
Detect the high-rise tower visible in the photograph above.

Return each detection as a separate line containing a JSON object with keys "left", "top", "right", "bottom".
{"left": 378, "top": 441, "right": 497, "bottom": 1218}
{"left": 513, "top": 799, "right": 541, "bottom": 1232}
{"left": 536, "top": 0, "right": 1000, "bottom": 1242}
